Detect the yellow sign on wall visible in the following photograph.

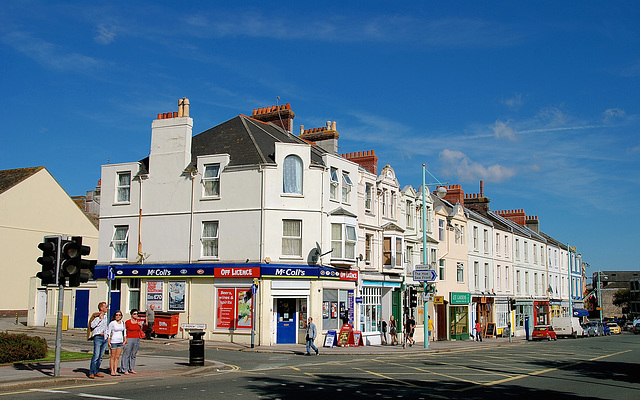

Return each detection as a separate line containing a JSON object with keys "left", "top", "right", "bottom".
{"left": 434, "top": 296, "right": 444, "bottom": 305}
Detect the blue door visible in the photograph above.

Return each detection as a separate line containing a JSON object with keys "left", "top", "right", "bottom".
{"left": 276, "top": 299, "right": 296, "bottom": 344}
{"left": 109, "top": 291, "right": 121, "bottom": 321}
{"left": 74, "top": 290, "right": 90, "bottom": 328}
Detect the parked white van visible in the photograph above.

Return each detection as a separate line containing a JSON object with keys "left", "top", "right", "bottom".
{"left": 552, "top": 317, "right": 584, "bottom": 338}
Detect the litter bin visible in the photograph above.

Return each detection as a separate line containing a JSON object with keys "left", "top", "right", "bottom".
{"left": 154, "top": 312, "right": 180, "bottom": 338}
{"left": 189, "top": 331, "right": 205, "bottom": 366}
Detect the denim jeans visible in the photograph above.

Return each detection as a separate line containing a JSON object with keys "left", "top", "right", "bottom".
{"left": 120, "top": 338, "right": 140, "bottom": 372}
{"left": 89, "top": 335, "right": 108, "bottom": 375}
{"left": 306, "top": 338, "right": 318, "bottom": 355}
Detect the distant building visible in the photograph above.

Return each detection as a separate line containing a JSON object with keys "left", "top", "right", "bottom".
{"left": 0, "top": 166, "right": 98, "bottom": 325}
{"left": 592, "top": 270, "right": 640, "bottom": 319}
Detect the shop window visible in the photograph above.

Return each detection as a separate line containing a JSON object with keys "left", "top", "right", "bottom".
{"left": 215, "top": 287, "right": 253, "bottom": 330}
{"left": 128, "top": 278, "right": 140, "bottom": 311}
{"left": 360, "top": 286, "right": 382, "bottom": 333}
{"left": 323, "top": 289, "right": 353, "bottom": 331}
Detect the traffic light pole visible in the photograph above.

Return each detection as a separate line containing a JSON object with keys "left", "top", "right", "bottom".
{"left": 54, "top": 282, "right": 64, "bottom": 377}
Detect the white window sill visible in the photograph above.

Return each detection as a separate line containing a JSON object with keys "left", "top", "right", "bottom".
{"left": 113, "top": 202, "right": 131, "bottom": 206}
{"left": 281, "top": 193, "right": 303, "bottom": 198}
{"left": 199, "top": 257, "right": 220, "bottom": 261}
{"left": 280, "top": 255, "right": 303, "bottom": 260}
{"left": 201, "top": 196, "right": 221, "bottom": 201}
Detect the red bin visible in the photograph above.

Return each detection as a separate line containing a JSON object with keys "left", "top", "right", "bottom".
{"left": 153, "top": 312, "right": 180, "bottom": 338}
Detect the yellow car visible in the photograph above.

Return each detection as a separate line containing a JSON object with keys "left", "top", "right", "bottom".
{"left": 607, "top": 322, "right": 621, "bottom": 334}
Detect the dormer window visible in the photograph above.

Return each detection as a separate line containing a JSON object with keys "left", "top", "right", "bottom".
{"left": 203, "top": 164, "right": 220, "bottom": 197}
{"left": 283, "top": 155, "right": 303, "bottom": 194}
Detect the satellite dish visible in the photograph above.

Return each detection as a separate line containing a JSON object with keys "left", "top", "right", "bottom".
{"left": 307, "top": 242, "right": 333, "bottom": 266}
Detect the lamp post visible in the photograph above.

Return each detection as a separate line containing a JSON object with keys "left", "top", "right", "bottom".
{"left": 421, "top": 164, "right": 447, "bottom": 349}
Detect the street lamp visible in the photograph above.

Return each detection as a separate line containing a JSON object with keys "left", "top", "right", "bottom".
{"left": 422, "top": 164, "right": 447, "bottom": 349}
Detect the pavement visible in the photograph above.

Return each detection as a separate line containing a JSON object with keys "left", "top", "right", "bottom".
{"left": 0, "top": 316, "right": 526, "bottom": 392}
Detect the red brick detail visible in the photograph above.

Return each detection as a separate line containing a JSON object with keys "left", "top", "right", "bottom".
{"left": 441, "top": 184, "right": 465, "bottom": 205}
{"left": 251, "top": 103, "right": 295, "bottom": 132}
{"left": 341, "top": 150, "right": 378, "bottom": 175}
{"left": 495, "top": 209, "right": 527, "bottom": 225}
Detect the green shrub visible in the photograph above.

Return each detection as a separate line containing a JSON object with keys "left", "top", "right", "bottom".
{"left": 0, "top": 332, "right": 48, "bottom": 363}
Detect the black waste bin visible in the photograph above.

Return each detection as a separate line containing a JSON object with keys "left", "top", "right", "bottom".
{"left": 189, "top": 331, "right": 205, "bottom": 366}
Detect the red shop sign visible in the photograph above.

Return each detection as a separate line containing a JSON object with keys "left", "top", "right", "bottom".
{"left": 214, "top": 267, "right": 260, "bottom": 278}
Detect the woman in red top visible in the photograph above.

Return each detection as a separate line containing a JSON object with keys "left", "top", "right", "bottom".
{"left": 120, "top": 309, "right": 144, "bottom": 374}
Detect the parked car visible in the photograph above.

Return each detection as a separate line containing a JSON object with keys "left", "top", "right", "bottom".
{"left": 586, "top": 321, "right": 605, "bottom": 336}
{"left": 623, "top": 321, "right": 634, "bottom": 331}
{"left": 607, "top": 322, "right": 621, "bottom": 334}
{"left": 634, "top": 323, "right": 640, "bottom": 335}
{"left": 581, "top": 323, "right": 595, "bottom": 337}
{"left": 532, "top": 325, "right": 557, "bottom": 341}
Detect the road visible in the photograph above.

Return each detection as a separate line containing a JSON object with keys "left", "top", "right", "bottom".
{"left": 3, "top": 333, "right": 639, "bottom": 399}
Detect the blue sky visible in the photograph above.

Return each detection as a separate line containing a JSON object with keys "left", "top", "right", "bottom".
{"left": 2, "top": 1, "right": 639, "bottom": 273}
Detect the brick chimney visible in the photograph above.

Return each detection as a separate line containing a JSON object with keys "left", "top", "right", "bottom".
{"left": 495, "top": 209, "right": 527, "bottom": 226}
{"left": 525, "top": 215, "right": 540, "bottom": 233}
{"left": 299, "top": 121, "right": 339, "bottom": 154}
{"left": 440, "top": 184, "right": 465, "bottom": 205}
{"left": 464, "top": 180, "right": 491, "bottom": 213}
{"left": 251, "top": 103, "right": 295, "bottom": 132}
{"left": 340, "top": 150, "right": 378, "bottom": 175}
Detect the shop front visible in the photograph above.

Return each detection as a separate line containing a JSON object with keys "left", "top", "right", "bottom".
{"left": 360, "top": 275, "right": 402, "bottom": 345}
{"left": 450, "top": 292, "right": 470, "bottom": 341}
{"left": 533, "top": 300, "right": 550, "bottom": 326}
{"left": 472, "top": 296, "right": 495, "bottom": 337}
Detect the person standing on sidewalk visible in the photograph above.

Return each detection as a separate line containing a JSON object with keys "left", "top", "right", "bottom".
{"left": 381, "top": 318, "right": 388, "bottom": 345}
{"left": 475, "top": 320, "right": 483, "bottom": 342}
{"left": 305, "top": 317, "right": 319, "bottom": 356}
{"left": 389, "top": 315, "right": 398, "bottom": 345}
{"left": 88, "top": 302, "right": 109, "bottom": 379}
{"left": 121, "top": 309, "right": 144, "bottom": 375}
{"left": 107, "top": 311, "right": 127, "bottom": 376}
{"left": 145, "top": 304, "right": 155, "bottom": 340}
{"left": 407, "top": 315, "right": 416, "bottom": 347}
{"left": 428, "top": 316, "right": 434, "bottom": 342}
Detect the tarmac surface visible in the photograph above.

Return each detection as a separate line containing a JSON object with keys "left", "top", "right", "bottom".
{"left": 0, "top": 316, "right": 525, "bottom": 392}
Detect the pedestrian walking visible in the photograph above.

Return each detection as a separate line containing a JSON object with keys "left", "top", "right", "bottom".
{"left": 475, "top": 321, "right": 483, "bottom": 342}
{"left": 145, "top": 304, "right": 155, "bottom": 340}
{"left": 407, "top": 315, "right": 416, "bottom": 346}
{"left": 88, "top": 302, "right": 109, "bottom": 379}
{"left": 389, "top": 315, "right": 398, "bottom": 345}
{"left": 381, "top": 318, "right": 388, "bottom": 345}
{"left": 107, "top": 310, "right": 127, "bottom": 376}
{"left": 305, "top": 317, "right": 319, "bottom": 356}
{"left": 120, "top": 309, "right": 144, "bottom": 375}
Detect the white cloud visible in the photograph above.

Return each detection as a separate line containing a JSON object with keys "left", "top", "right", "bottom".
{"left": 439, "top": 149, "right": 516, "bottom": 183}
{"left": 491, "top": 120, "right": 517, "bottom": 141}
{"left": 95, "top": 24, "right": 118, "bottom": 44}
{"left": 535, "top": 106, "right": 570, "bottom": 126}
{"left": 501, "top": 93, "right": 525, "bottom": 110}
{"left": 602, "top": 108, "right": 626, "bottom": 124}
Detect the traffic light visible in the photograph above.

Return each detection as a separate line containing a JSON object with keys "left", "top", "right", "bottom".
{"left": 36, "top": 236, "right": 61, "bottom": 286}
{"left": 409, "top": 287, "right": 418, "bottom": 308}
{"left": 60, "top": 236, "right": 95, "bottom": 287}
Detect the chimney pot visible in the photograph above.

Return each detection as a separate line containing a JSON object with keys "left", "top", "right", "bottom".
{"left": 173, "top": 112, "right": 178, "bottom": 118}
{"left": 300, "top": 125, "right": 304, "bottom": 134}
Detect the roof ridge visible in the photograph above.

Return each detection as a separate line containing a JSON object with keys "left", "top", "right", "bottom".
{"left": 239, "top": 116, "right": 268, "bottom": 164}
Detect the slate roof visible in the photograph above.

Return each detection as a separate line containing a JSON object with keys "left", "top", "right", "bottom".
{"left": 191, "top": 115, "right": 326, "bottom": 168}
{"left": 0, "top": 166, "right": 44, "bottom": 195}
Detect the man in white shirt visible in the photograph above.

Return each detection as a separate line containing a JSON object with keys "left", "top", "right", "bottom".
{"left": 88, "top": 302, "right": 109, "bottom": 378}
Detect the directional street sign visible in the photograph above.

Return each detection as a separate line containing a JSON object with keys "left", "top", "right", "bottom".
{"left": 413, "top": 269, "right": 437, "bottom": 282}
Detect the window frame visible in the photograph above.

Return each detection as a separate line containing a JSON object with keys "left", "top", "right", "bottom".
{"left": 112, "top": 225, "right": 129, "bottom": 260}
{"left": 456, "top": 262, "right": 464, "bottom": 283}
{"left": 341, "top": 172, "right": 352, "bottom": 203}
{"left": 201, "top": 221, "right": 219, "bottom": 258}
{"left": 365, "top": 183, "right": 373, "bottom": 212}
{"left": 283, "top": 155, "right": 303, "bottom": 195}
{"left": 202, "top": 164, "right": 221, "bottom": 198}
{"left": 330, "top": 168, "right": 339, "bottom": 201}
{"left": 116, "top": 172, "right": 131, "bottom": 203}
{"left": 282, "top": 219, "right": 302, "bottom": 257}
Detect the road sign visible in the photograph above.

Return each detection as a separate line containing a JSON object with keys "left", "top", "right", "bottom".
{"left": 414, "top": 264, "right": 434, "bottom": 270}
{"left": 423, "top": 293, "right": 434, "bottom": 302}
{"left": 413, "top": 269, "right": 437, "bottom": 281}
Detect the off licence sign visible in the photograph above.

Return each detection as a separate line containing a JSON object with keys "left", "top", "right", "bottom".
{"left": 413, "top": 269, "right": 437, "bottom": 281}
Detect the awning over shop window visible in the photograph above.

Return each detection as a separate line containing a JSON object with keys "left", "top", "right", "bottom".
{"left": 573, "top": 308, "right": 589, "bottom": 317}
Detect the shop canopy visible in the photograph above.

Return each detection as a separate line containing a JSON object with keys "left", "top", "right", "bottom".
{"left": 573, "top": 308, "right": 589, "bottom": 317}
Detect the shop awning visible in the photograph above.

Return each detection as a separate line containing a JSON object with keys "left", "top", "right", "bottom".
{"left": 573, "top": 308, "right": 589, "bottom": 317}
